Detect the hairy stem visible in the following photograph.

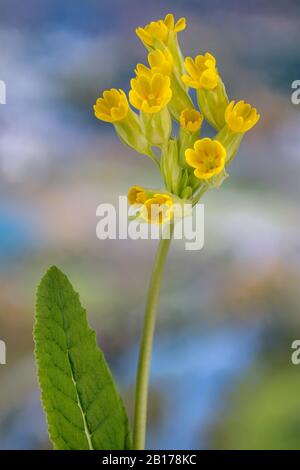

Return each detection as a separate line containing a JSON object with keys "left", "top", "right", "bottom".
{"left": 133, "top": 225, "right": 174, "bottom": 450}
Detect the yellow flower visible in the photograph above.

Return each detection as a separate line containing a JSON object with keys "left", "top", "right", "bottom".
{"left": 182, "top": 53, "right": 219, "bottom": 90}
{"left": 225, "top": 100, "right": 260, "bottom": 133}
{"left": 148, "top": 49, "right": 173, "bottom": 76}
{"left": 93, "top": 88, "right": 129, "bottom": 122}
{"left": 129, "top": 73, "right": 172, "bottom": 114}
{"left": 185, "top": 137, "right": 226, "bottom": 180}
{"left": 164, "top": 13, "right": 186, "bottom": 34}
{"left": 143, "top": 193, "right": 174, "bottom": 224}
{"left": 135, "top": 63, "right": 152, "bottom": 79}
{"left": 135, "top": 49, "right": 173, "bottom": 79}
{"left": 128, "top": 186, "right": 148, "bottom": 205}
{"left": 180, "top": 108, "right": 203, "bottom": 133}
{"left": 128, "top": 188, "right": 174, "bottom": 224}
{"left": 136, "top": 13, "right": 186, "bottom": 47}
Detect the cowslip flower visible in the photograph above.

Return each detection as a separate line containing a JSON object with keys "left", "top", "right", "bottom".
{"left": 136, "top": 13, "right": 186, "bottom": 48}
{"left": 135, "top": 50, "right": 173, "bottom": 79}
{"left": 148, "top": 49, "right": 173, "bottom": 76}
{"left": 214, "top": 100, "right": 260, "bottom": 166}
{"left": 136, "top": 14, "right": 186, "bottom": 80}
{"left": 129, "top": 72, "right": 172, "bottom": 146}
{"left": 139, "top": 49, "right": 192, "bottom": 121}
{"left": 128, "top": 186, "right": 149, "bottom": 205}
{"left": 182, "top": 53, "right": 219, "bottom": 90}
{"left": 180, "top": 108, "right": 203, "bottom": 133}
{"left": 143, "top": 193, "right": 174, "bottom": 225}
{"left": 128, "top": 187, "right": 174, "bottom": 225}
{"left": 225, "top": 100, "right": 260, "bottom": 133}
{"left": 135, "top": 49, "right": 192, "bottom": 121}
{"left": 185, "top": 137, "right": 226, "bottom": 180}
{"left": 182, "top": 52, "right": 229, "bottom": 131}
{"left": 94, "top": 88, "right": 129, "bottom": 122}
{"left": 94, "top": 88, "right": 153, "bottom": 157}
{"left": 129, "top": 73, "right": 172, "bottom": 114}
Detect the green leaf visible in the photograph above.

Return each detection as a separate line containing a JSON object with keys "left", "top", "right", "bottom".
{"left": 34, "top": 266, "right": 131, "bottom": 450}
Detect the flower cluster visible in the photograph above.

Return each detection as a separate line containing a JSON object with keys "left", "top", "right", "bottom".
{"left": 94, "top": 13, "right": 260, "bottom": 224}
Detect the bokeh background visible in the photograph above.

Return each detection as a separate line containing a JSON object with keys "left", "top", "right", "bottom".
{"left": 0, "top": 0, "right": 300, "bottom": 450}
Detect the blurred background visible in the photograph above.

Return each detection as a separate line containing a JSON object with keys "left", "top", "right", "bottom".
{"left": 0, "top": 0, "right": 300, "bottom": 450}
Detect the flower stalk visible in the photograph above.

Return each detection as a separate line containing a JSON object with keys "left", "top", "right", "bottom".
{"left": 133, "top": 224, "right": 174, "bottom": 450}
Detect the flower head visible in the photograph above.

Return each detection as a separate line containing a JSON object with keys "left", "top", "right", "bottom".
{"left": 129, "top": 73, "right": 172, "bottom": 114}
{"left": 185, "top": 137, "right": 226, "bottom": 179}
{"left": 225, "top": 100, "right": 260, "bottom": 133}
{"left": 180, "top": 108, "right": 203, "bottom": 133}
{"left": 182, "top": 53, "right": 219, "bottom": 90}
{"left": 142, "top": 193, "right": 174, "bottom": 224}
{"left": 136, "top": 13, "right": 186, "bottom": 47}
{"left": 128, "top": 186, "right": 148, "bottom": 205}
{"left": 93, "top": 88, "right": 129, "bottom": 123}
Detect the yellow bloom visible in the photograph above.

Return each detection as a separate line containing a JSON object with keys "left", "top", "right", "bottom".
{"left": 135, "top": 49, "right": 173, "bottom": 79}
{"left": 148, "top": 49, "right": 173, "bottom": 76}
{"left": 143, "top": 193, "right": 174, "bottom": 224}
{"left": 225, "top": 100, "right": 260, "bottom": 133}
{"left": 164, "top": 13, "right": 186, "bottom": 34}
{"left": 128, "top": 188, "right": 175, "bottom": 224}
{"left": 180, "top": 108, "right": 203, "bottom": 133}
{"left": 93, "top": 88, "right": 129, "bottom": 122}
{"left": 185, "top": 137, "right": 226, "bottom": 180}
{"left": 135, "top": 63, "right": 152, "bottom": 79}
{"left": 128, "top": 186, "right": 148, "bottom": 205}
{"left": 136, "top": 13, "right": 186, "bottom": 47}
{"left": 182, "top": 53, "right": 219, "bottom": 90}
{"left": 129, "top": 73, "right": 172, "bottom": 114}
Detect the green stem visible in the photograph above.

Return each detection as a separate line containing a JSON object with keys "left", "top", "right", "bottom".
{"left": 193, "top": 185, "right": 209, "bottom": 206}
{"left": 133, "top": 225, "right": 174, "bottom": 450}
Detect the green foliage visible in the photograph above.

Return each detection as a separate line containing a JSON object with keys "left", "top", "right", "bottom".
{"left": 34, "top": 266, "right": 131, "bottom": 450}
